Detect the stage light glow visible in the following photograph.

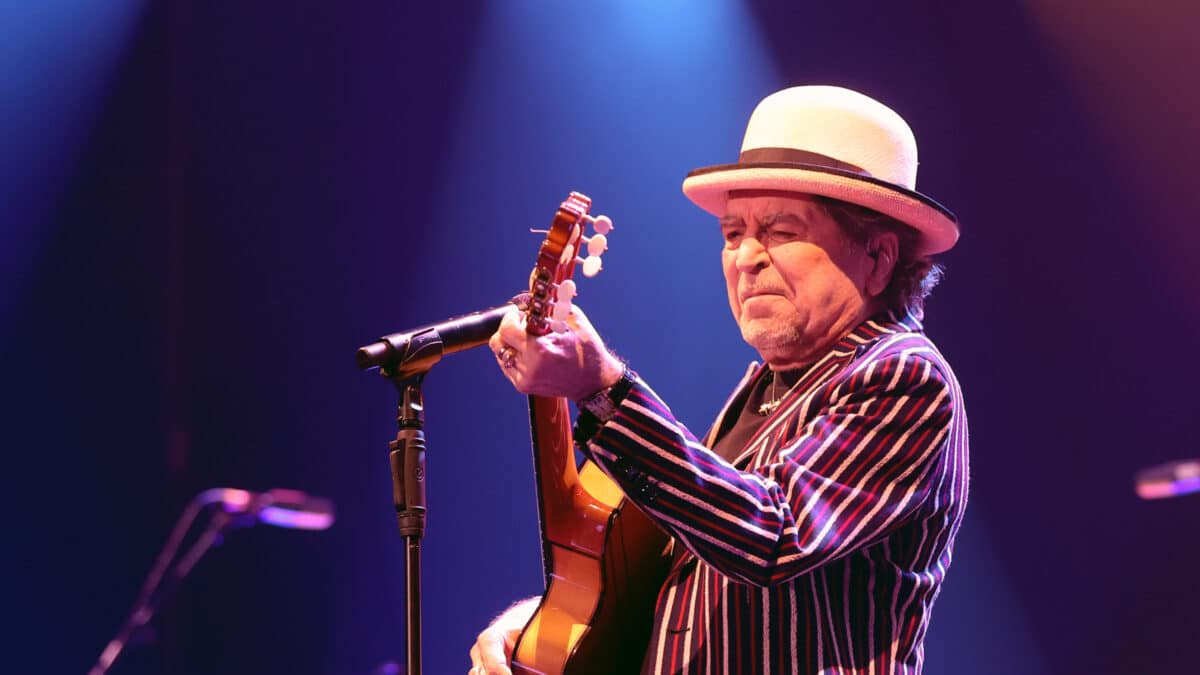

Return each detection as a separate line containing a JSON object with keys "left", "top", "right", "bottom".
{"left": 391, "top": 6, "right": 781, "bottom": 673}
{"left": 0, "top": 0, "right": 146, "bottom": 336}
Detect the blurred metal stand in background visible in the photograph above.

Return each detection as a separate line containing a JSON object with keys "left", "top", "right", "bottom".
{"left": 87, "top": 488, "right": 334, "bottom": 675}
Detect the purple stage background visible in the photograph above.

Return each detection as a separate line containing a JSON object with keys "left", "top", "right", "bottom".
{"left": 4, "top": 2, "right": 1199, "bottom": 673}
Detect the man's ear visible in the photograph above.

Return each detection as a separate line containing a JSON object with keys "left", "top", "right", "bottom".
{"left": 865, "top": 232, "right": 899, "bottom": 298}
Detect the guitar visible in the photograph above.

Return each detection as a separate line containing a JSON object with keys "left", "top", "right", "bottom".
{"left": 511, "top": 192, "right": 671, "bottom": 675}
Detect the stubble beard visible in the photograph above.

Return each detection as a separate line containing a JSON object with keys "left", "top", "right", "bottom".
{"left": 739, "top": 317, "right": 804, "bottom": 354}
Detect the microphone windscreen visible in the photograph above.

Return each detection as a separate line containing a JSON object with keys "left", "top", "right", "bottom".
{"left": 1135, "top": 459, "right": 1200, "bottom": 500}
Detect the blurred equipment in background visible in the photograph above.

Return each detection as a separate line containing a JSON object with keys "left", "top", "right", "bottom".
{"left": 1135, "top": 459, "right": 1200, "bottom": 500}
{"left": 88, "top": 488, "right": 335, "bottom": 675}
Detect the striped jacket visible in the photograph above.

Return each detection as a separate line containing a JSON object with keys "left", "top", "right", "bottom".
{"left": 577, "top": 311, "right": 969, "bottom": 674}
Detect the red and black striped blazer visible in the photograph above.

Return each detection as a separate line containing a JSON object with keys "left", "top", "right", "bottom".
{"left": 577, "top": 311, "right": 969, "bottom": 674}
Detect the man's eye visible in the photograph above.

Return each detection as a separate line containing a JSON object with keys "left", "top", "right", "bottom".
{"left": 723, "top": 230, "right": 744, "bottom": 245}
{"left": 767, "top": 227, "right": 800, "bottom": 241}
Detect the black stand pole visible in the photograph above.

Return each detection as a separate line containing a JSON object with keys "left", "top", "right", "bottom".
{"left": 89, "top": 508, "right": 234, "bottom": 675}
{"left": 386, "top": 374, "right": 428, "bottom": 675}
{"left": 360, "top": 311, "right": 510, "bottom": 675}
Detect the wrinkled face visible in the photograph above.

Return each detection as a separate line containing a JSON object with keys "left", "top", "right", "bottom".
{"left": 720, "top": 191, "right": 875, "bottom": 368}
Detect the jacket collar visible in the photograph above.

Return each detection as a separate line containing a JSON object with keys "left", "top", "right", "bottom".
{"left": 721, "top": 309, "right": 925, "bottom": 464}
{"left": 703, "top": 310, "right": 924, "bottom": 450}
{"left": 828, "top": 308, "right": 923, "bottom": 359}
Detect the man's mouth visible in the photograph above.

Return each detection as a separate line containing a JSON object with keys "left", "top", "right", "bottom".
{"left": 741, "top": 289, "right": 785, "bottom": 302}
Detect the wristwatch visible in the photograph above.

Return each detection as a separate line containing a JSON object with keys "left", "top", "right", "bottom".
{"left": 576, "top": 364, "right": 637, "bottom": 424}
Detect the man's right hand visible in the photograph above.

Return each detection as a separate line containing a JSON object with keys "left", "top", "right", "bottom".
{"left": 468, "top": 596, "right": 539, "bottom": 675}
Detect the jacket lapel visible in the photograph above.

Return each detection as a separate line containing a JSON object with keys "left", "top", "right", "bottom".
{"left": 701, "top": 361, "right": 762, "bottom": 448}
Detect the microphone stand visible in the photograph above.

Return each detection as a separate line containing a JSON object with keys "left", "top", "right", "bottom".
{"left": 362, "top": 304, "right": 515, "bottom": 675}
{"left": 370, "top": 327, "right": 445, "bottom": 675}
{"left": 386, "top": 372, "right": 428, "bottom": 675}
{"left": 89, "top": 505, "right": 239, "bottom": 675}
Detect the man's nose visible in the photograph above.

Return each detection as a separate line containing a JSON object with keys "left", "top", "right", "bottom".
{"left": 734, "top": 237, "right": 770, "bottom": 272}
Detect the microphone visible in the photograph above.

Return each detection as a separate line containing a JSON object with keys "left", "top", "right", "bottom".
{"left": 1134, "top": 459, "right": 1200, "bottom": 500}
{"left": 87, "top": 487, "right": 334, "bottom": 675}
{"left": 199, "top": 487, "right": 335, "bottom": 530}
{"left": 355, "top": 295, "right": 525, "bottom": 375}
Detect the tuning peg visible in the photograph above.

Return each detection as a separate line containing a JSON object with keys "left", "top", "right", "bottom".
{"left": 544, "top": 233, "right": 606, "bottom": 261}
{"left": 552, "top": 300, "right": 572, "bottom": 322}
{"left": 585, "top": 214, "right": 613, "bottom": 235}
{"left": 559, "top": 243, "right": 576, "bottom": 267}
{"left": 579, "top": 255, "right": 602, "bottom": 277}
{"left": 558, "top": 279, "right": 578, "bottom": 302}
{"left": 530, "top": 214, "right": 610, "bottom": 237}
{"left": 550, "top": 299, "right": 572, "bottom": 332}
{"left": 582, "top": 233, "right": 607, "bottom": 257}
{"left": 557, "top": 244, "right": 603, "bottom": 277}
{"left": 548, "top": 279, "right": 579, "bottom": 332}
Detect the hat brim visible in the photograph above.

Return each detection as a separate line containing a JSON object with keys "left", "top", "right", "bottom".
{"left": 682, "top": 162, "right": 959, "bottom": 256}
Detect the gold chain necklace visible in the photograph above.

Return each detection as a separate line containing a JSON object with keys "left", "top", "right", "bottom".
{"left": 757, "top": 372, "right": 782, "bottom": 416}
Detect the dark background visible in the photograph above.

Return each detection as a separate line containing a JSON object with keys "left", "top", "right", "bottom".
{"left": 4, "top": 1, "right": 1199, "bottom": 673}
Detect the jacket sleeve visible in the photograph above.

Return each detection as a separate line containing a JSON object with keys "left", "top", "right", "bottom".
{"left": 576, "top": 348, "right": 956, "bottom": 587}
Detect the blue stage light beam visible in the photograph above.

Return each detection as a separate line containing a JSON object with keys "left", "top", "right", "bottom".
{"left": 427, "top": 0, "right": 782, "bottom": 416}
{"left": 0, "top": 0, "right": 146, "bottom": 338}
{"left": 369, "top": 3, "right": 781, "bottom": 674}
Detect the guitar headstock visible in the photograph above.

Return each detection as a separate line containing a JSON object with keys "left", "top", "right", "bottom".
{"left": 526, "top": 191, "right": 613, "bottom": 336}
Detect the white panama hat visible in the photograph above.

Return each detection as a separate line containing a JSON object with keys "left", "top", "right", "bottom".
{"left": 682, "top": 85, "right": 959, "bottom": 255}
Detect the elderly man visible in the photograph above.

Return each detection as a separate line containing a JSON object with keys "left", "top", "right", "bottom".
{"left": 473, "top": 86, "right": 968, "bottom": 675}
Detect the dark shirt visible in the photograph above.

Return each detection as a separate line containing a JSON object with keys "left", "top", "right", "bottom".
{"left": 709, "top": 366, "right": 810, "bottom": 462}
